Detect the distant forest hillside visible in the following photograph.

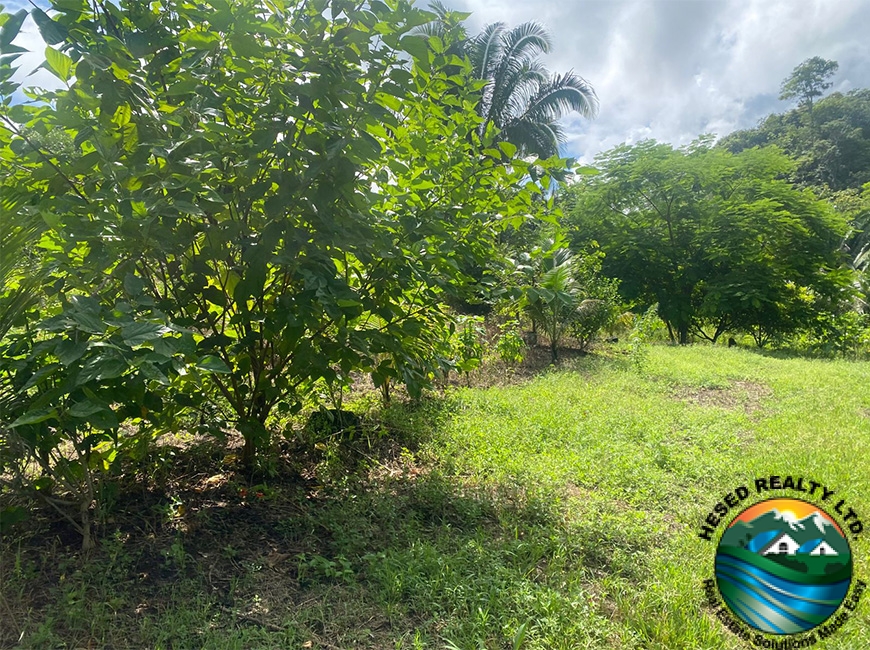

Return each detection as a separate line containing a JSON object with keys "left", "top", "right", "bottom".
{"left": 719, "top": 89, "right": 870, "bottom": 192}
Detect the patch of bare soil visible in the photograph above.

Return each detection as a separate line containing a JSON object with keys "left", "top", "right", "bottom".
{"left": 463, "top": 344, "right": 593, "bottom": 388}
{"left": 671, "top": 380, "right": 772, "bottom": 415}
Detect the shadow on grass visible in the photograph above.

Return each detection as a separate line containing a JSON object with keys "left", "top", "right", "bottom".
{"left": 1, "top": 397, "right": 654, "bottom": 649}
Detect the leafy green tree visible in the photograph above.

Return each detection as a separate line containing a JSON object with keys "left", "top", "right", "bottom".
{"left": 0, "top": 0, "right": 560, "bottom": 470}
{"left": 452, "top": 315, "right": 485, "bottom": 383}
{"left": 494, "top": 320, "right": 525, "bottom": 364}
{"left": 836, "top": 183, "right": 870, "bottom": 311}
{"left": 564, "top": 139, "right": 849, "bottom": 345}
{"left": 515, "top": 242, "right": 615, "bottom": 360}
{"left": 566, "top": 245, "right": 620, "bottom": 351}
{"left": 779, "top": 57, "right": 839, "bottom": 113}
{"left": 0, "top": 296, "right": 189, "bottom": 550}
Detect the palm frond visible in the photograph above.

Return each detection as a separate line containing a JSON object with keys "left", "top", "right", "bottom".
{"left": 467, "top": 20, "right": 596, "bottom": 158}
{"left": 499, "top": 22, "right": 551, "bottom": 62}
{"left": 521, "top": 72, "right": 599, "bottom": 124}
{"left": 410, "top": 21, "right": 449, "bottom": 38}
{"left": 428, "top": 0, "right": 452, "bottom": 19}
{"left": 500, "top": 119, "right": 560, "bottom": 158}
{"left": 489, "top": 59, "right": 549, "bottom": 126}
{"left": 468, "top": 22, "right": 505, "bottom": 80}
{"left": 482, "top": 23, "right": 550, "bottom": 124}
{"left": 410, "top": 1, "right": 469, "bottom": 45}
{"left": 0, "top": 191, "right": 44, "bottom": 286}
{"left": 0, "top": 188, "right": 48, "bottom": 339}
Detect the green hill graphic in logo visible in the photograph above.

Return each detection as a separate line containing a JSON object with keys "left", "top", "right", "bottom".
{"left": 715, "top": 497, "right": 852, "bottom": 635}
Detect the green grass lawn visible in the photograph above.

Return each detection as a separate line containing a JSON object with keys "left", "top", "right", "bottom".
{"left": 3, "top": 344, "right": 870, "bottom": 649}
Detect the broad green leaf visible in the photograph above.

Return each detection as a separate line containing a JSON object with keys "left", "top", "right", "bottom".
{"left": 399, "top": 35, "right": 429, "bottom": 61}
{"left": 31, "top": 8, "right": 69, "bottom": 45}
{"left": 11, "top": 408, "right": 57, "bottom": 427}
{"left": 181, "top": 30, "right": 220, "bottom": 51}
{"left": 121, "top": 322, "right": 167, "bottom": 346}
{"left": 44, "top": 46, "right": 72, "bottom": 82}
{"left": 68, "top": 400, "right": 107, "bottom": 418}
{"left": 138, "top": 361, "right": 170, "bottom": 385}
{"left": 96, "top": 358, "right": 129, "bottom": 381}
{"left": 55, "top": 340, "right": 88, "bottom": 365}
{"left": 22, "top": 363, "right": 61, "bottom": 390}
{"left": 40, "top": 210, "right": 61, "bottom": 229}
{"left": 70, "top": 309, "right": 105, "bottom": 334}
{"left": 87, "top": 408, "right": 119, "bottom": 430}
{"left": 229, "top": 33, "right": 260, "bottom": 58}
{"left": 45, "top": 46, "right": 72, "bottom": 81}
{"left": 112, "top": 104, "right": 131, "bottom": 127}
{"left": 123, "top": 273, "right": 145, "bottom": 295}
{"left": 498, "top": 141, "right": 517, "bottom": 158}
{"left": 0, "top": 9, "right": 26, "bottom": 48}
{"left": 195, "top": 355, "right": 231, "bottom": 374}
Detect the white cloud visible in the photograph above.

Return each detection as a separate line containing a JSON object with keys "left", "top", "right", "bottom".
{"left": 449, "top": 0, "right": 870, "bottom": 162}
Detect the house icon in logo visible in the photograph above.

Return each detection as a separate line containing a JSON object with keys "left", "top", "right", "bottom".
{"left": 809, "top": 541, "right": 838, "bottom": 556}
{"left": 761, "top": 532, "right": 800, "bottom": 556}
{"left": 760, "top": 531, "right": 840, "bottom": 557}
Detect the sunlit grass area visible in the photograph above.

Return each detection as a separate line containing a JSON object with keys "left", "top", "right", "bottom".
{"left": 3, "top": 344, "right": 870, "bottom": 649}
{"left": 427, "top": 345, "right": 870, "bottom": 648}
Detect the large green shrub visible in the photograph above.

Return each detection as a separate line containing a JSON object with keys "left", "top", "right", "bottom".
{"left": 0, "top": 0, "right": 565, "bottom": 480}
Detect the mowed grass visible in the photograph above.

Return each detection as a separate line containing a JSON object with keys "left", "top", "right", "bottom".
{"left": 3, "top": 345, "right": 870, "bottom": 649}
{"left": 428, "top": 345, "right": 870, "bottom": 649}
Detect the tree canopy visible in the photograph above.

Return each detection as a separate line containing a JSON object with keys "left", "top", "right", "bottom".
{"left": 562, "top": 140, "right": 849, "bottom": 345}
{"left": 779, "top": 56, "right": 839, "bottom": 110}
{"left": 721, "top": 63, "right": 870, "bottom": 193}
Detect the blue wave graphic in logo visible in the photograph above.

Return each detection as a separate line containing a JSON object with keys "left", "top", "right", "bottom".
{"left": 715, "top": 552, "right": 851, "bottom": 634}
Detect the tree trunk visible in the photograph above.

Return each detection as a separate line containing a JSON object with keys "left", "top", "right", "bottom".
{"left": 240, "top": 396, "right": 271, "bottom": 469}
{"left": 242, "top": 436, "right": 256, "bottom": 467}
{"left": 711, "top": 318, "right": 729, "bottom": 344}
{"left": 80, "top": 500, "right": 93, "bottom": 553}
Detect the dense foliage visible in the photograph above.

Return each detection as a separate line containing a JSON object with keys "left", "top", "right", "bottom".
{"left": 562, "top": 140, "right": 850, "bottom": 345}
{"left": 2, "top": 0, "right": 870, "bottom": 564}
{"left": 0, "top": 0, "right": 569, "bottom": 547}
{"left": 720, "top": 88, "right": 870, "bottom": 192}
{"left": 716, "top": 59, "right": 870, "bottom": 350}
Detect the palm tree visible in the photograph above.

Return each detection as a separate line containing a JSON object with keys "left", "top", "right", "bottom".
{"left": 416, "top": 4, "right": 598, "bottom": 158}
{"left": 522, "top": 246, "right": 581, "bottom": 362}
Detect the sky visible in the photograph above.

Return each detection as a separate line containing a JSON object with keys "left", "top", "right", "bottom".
{"left": 7, "top": 0, "right": 870, "bottom": 162}
{"left": 448, "top": 0, "right": 870, "bottom": 162}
